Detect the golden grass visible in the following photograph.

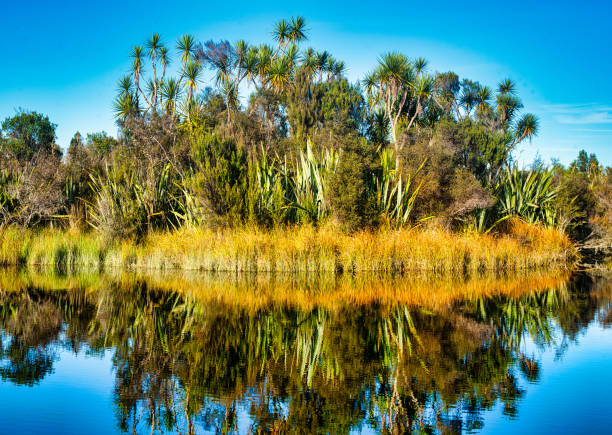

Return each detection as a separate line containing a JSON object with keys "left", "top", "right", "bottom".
{"left": 0, "top": 218, "right": 577, "bottom": 273}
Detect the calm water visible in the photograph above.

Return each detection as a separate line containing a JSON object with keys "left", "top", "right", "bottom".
{"left": 0, "top": 271, "right": 610, "bottom": 434}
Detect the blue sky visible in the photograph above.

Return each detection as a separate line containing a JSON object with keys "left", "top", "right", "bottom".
{"left": 2, "top": 0, "right": 611, "bottom": 165}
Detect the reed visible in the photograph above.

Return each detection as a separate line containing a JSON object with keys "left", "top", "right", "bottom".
{"left": 0, "top": 218, "right": 577, "bottom": 273}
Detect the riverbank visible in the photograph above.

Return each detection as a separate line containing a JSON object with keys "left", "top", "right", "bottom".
{"left": 0, "top": 219, "right": 577, "bottom": 274}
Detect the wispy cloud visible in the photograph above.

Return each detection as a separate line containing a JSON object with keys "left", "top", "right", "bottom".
{"left": 534, "top": 103, "right": 612, "bottom": 125}
{"left": 573, "top": 128, "right": 612, "bottom": 133}
{"left": 556, "top": 112, "right": 612, "bottom": 124}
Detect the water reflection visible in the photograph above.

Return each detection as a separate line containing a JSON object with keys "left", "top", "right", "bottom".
{"left": 0, "top": 270, "right": 609, "bottom": 434}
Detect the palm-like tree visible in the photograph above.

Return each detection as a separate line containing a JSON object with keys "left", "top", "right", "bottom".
{"left": 161, "top": 78, "right": 179, "bottom": 115}
{"left": 176, "top": 34, "right": 196, "bottom": 66}
{"left": 513, "top": 113, "right": 539, "bottom": 145}
{"left": 496, "top": 93, "right": 523, "bottom": 129}
{"left": 288, "top": 16, "right": 307, "bottom": 45}
{"left": 301, "top": 47, "right": 317, "bottom": 77}
{"left": 498, "top": 78, "right": 516, "bottom": 95}
{"left": 314, "top": 51, "right": 330, "bottom": 82}
{"left": 414, "top": 57, "right": 428, "bottom": 77}
{"left": 241, "top": 47, "right": 260, "bottom": 86}
{"left": 407, "top": 75, "right": 434, "bottom": 129}
{"left": 272, "top": 16, "right": 307, "bottom": 56}
{"left": 117, "top": 75, "right": 133, "bottom": 99}
{"left": 476, "top": 85, "right": 492, "bottom": 119}
{"left": 114, "top": 76, "right": 139, "bottom": 124}
{"left": 175, "top": 34, "right": 196, "bottom": 116}
{"left": 460, "top": 83, "right": 478, "bottom": 118}
{"left": 267, "top": 56, "right": 292, "bottom": 91}
{"left": 365, "top": 53, "right": 438, "bottom": 167}
{"left": 196, "top": 40, "right": 236, "bottom": 86}
{"left": 366, "top": 52, "right": 414, "bottom": 157}
{"left": 272, "top": 19, "right": 290, "bottom": 54}
{"left": 331, "top": 60, "right": 345, "bottom": 79}
{"left": 145, "top": 33, "right": 164, "bottom": 110}
{"left": 234, "top": 39, "right": 249, "bottom": 73}
{"left": 183, "top": 62, "right": 201, "bottom": 114}
{"left": 284, "top": 45, "right": 299, "bottom": 71}
{"left": 159, "top": 46, "right": 169, "bottom": 84}
{"left": 130, "top": 46, "right": 152, "bottom": 111}
{"left": 145, "top": 78, "right": 157, "bottom": 108}
{"left": 256, "top": 44, "right": 273, "bottom": 86}
{"left": 221, "top": 80, "right": 239, "bottom": 125}
{"left": 325, "top": 56, "right": 336, "bottom": 81}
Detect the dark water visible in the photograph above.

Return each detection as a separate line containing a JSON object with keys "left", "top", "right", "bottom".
{"left": 0, "top": 271, "right": 611, "bottom": 434}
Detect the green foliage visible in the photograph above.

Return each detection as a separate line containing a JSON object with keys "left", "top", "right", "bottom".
{"left": 293, "top": 139, "right": 338, "bottom": 223}
{"left": 554, "top": 171, "right": 598, "bottom": 236}
{"left": 189, "top": 133, "right": 248, "bottom": 225}
{"left": 286, "top": 71, "right": 365, "bottom": 140}
{"left": 327, "top": 137, "right": 379, "bottom": 231}
{"left": 400, "top": 137, "right": 493, "bottom": 224}
{"left": 453, "top": 119, "right": 513, "bottom": 185}
{"left": 0, "top": 110, "right": 59, "bottom": 160}
{"left": 498, "top": 166, "right": 558, "bottom": 226}
{"left": 3, "top": 18, "right": 606, "bottom": 243}
{"left": 570, "top": 149, "right": 602, "bottom": 182}
{"left": 86, "top": 132, "right": 118, "bottom": 156}
{"left": 248, "top": 150, "right": 291, "bottom": 227}
{"left": 375, "top": 149, "right": 426, "bottom": 228}
{"left": 87, "top": 162, "right": 180, "bottom": 240}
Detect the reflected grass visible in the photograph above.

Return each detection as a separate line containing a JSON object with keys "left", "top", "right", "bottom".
{"left": 0, "top": 267, "right": 571, "bottom": 312}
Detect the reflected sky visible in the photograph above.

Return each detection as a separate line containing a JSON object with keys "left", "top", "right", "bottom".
{"left": 482, "top": 322, "right": 612, "bottom": 434}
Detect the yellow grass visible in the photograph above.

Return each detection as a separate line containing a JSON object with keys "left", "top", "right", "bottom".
{"left": 0, "top": 218, "right": 577, "bottom": 273}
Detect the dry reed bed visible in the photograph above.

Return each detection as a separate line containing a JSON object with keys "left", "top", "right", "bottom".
{"left": 0, "top": 219, "right": 577, "bottom": 273}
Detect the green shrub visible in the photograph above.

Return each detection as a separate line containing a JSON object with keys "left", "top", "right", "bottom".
{"left": 190, "top": 133, "right": 248, "bottom": 225}
{"left": 554, "top": 171, "right": 598, "bottom": 238}
{"left": 400, "top": 137, "right": 492, "bottom": 225}
{"left": 327, "top": 137, "right": 379, "bottom": 231}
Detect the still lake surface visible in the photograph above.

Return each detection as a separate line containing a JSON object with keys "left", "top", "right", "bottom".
{"left": 0, "top": 270, "right": 610, "bottom": 434}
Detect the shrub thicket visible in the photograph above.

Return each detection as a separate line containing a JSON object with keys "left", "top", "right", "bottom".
{"left": 0, "top": 17, "right": 609, "bottom": 249}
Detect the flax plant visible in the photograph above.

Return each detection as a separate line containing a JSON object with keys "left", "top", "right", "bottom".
{"left": 498, "top": 166, "right": 558, "bottom": 226}
{"left": 375, "top": 149, "right": 427, "bottom": 228}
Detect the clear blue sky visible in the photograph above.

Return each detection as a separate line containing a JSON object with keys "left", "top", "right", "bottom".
{"left": 2, "top": 0, "right": 611, "bottom": 166}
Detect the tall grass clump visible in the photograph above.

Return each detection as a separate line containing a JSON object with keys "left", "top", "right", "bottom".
{"left": 0, "top": 226, "right": 31, "bottom": 265}
{"left": 0, "top": 219, "right": 576, "bottom": 273}
{"left": 100, "top": 219, "right": 576, "bottom": 273}
{"left": 0, "top": 226, "right": 105, "bottom": 272}
{"left": 25, "top": 229, "right": 105, "bottom": 272}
